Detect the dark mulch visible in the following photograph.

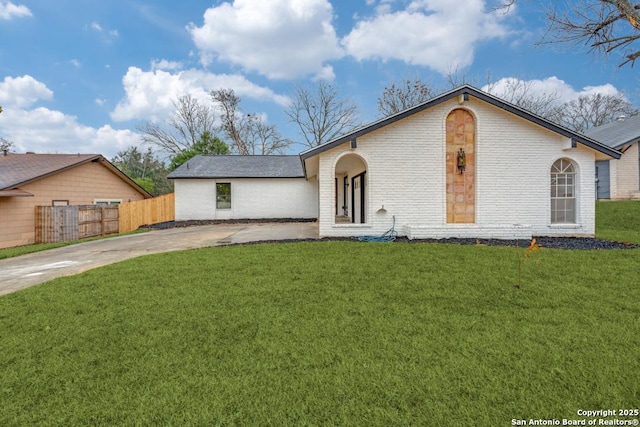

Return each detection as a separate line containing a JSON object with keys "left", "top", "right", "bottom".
{"left": 141, "top": 220, "right": 638, "bottom": 250}
{"left": 140, "top": 218, "right": 317, "bottom": 230}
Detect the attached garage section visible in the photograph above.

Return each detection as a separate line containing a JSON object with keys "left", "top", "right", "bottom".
{"left": 169, "top": 155, "right": 318, "bottom": 221}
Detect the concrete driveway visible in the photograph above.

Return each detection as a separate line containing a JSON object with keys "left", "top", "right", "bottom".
{"left": 0, "top": 222, "right": 318, "bottom": 297}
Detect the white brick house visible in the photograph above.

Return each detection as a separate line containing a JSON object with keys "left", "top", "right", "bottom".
{"left": 170, "top": 85, "right": 621, "bottom": 239}
{"left": 585, "top": 114, "right": 640, "bottom": 200}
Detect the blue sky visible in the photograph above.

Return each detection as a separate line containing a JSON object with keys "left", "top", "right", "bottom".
{"left": 0, "top": 0, "right": 637, "bottom": 159}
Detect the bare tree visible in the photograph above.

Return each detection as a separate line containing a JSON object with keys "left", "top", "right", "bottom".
{"left": 377, "top": 78, "right": 439, "bottom": 116}
{"left": 210, "top": 89, "right": 250, "bottom": 155}
{"left": 210, "top": 88, "right": 291, "bottom": 155}
{"left": 556, "top": 92, "right": 637, "bottom": 132}
{"left": 494, "top": 0, "right": 640, "bottom": 68}
{"left": 244, "top": 116, "right": 291, "bottom": 155}
{"left": 484, "top": 78, "right": 565, "bottom": 120}
{"left": 286, "top": 81, "right": 360, "bottom": 148}
{"left": 137, "top": 94, "right": 219, "bottom": 157}
{"left": 543, "top": 0, "right": 640, "bottom": 67}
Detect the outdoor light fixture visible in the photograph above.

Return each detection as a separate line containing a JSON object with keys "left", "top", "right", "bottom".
{"left": 457, "top": 148, "right": 466, "bottom": 174}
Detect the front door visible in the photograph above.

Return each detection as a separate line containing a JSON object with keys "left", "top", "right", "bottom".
{"left": 596, "top": 160, "right": 610, "bottom": 199}
{"left": 351, "top": 172, "right": 365, "bottom": 224}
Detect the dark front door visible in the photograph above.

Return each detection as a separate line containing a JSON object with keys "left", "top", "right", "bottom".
{"left": 351, "top": 172, "right": 365, "bottom": 224}
{"left": 596, "top": 160, "right": 610, "bottom": 199}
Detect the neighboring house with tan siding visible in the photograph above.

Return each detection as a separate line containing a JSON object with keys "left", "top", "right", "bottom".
{"left": 585, "top": 114, "right": 640, "bottom": 200}
{"left": 0, "top": 153, "right": 151, "bottom": 248}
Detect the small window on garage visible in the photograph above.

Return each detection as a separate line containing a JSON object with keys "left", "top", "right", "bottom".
{"left": 216, "top": 183, "right": 231, "bottom": 209}
{"left": 52, "top": 200, "right": 69, "bottom": 206}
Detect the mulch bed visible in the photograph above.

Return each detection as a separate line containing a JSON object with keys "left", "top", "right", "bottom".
{"left": 141, "top": 220, "right": 638, "bottom": 250}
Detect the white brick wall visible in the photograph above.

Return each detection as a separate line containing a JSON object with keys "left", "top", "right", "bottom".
{"left": 613, "top": 143, "right": 639, "bottom": 199}
{"left": 174, "top": 178, "right": 318, "bottom": 221}
{"left": 316, "top": 97, "right": 599, "bottom": 238}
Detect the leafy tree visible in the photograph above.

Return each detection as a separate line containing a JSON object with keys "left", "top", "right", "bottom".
{"left": 0, "top": 107, "right": 11, "bottom": 153}
{"left": 285, "top": 81, "right": 360, "bottom": 148}
{"left": 111, "top": 146, "right": 172, "bottom": 195}
{"left": 168, "top": 131, "right": 229, "bottom": 171}
{"left": 210, "top": 88, "right": 291, "bottom": 155}
{"left": 137, "top": 94, "right": 220, "bottom": 157}
{"left": 496, "top": 0, "right": 640, "bottom": 68}
{"left": 1, "top": 137, "right": 14, "bottom": 153}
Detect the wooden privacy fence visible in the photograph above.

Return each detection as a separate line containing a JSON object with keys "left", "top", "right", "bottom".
{"left": 35, "top": 205, "right": 119, "bottom": 244}
{"left": 34, "top": 193, "right": 175, "bottom": 244}
{"left": 118, "top": 193, "right": 175, "bottom": 233}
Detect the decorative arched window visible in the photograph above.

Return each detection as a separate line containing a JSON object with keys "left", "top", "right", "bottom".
{"left": 551, "top": 159, "right": 576, "bottom": 224}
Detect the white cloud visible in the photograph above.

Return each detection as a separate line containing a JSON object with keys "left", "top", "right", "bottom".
{"left": 342, "top": 0, "right": 510, "bottom": 74}
{"left": 150, "top": 59, "right": 184, "bottom": 71}
{"left": 0, "top": 75, "right": 53, "bottom": 108}
{"left": 0, "top": 1, "right": 31, "bottom": 20}
{"left": 70, "top": 59, "right": 82, "bottom": 68}
{"left": 111, "top": 66, "right": 291, "bottom": 122}
{"left": 0, "top": 107, "right": 141, "bottom": 157}
{"left": 483, "top": 76, "right": 625, "bottom": 104}
{"left": 86, "top": 21, "right": 119, "bottom": 42}
{"left": 0, "top": 75, "right": 139, "bottom": 157}
{"left": 188, "top": 0, "right": 343, "bottom": 80}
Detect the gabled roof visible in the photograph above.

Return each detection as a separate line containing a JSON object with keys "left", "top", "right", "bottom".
{"left": 300, "top": 84, "right": 622, "bottom": 161}
{"left": 583, "top": 114, "right": 640, "bottom": 149}
{"left": 167, "top": 155, "right": 305, "bottom": 179}
{"left": 0, "top": 153, "right": 152, "bottom": 197}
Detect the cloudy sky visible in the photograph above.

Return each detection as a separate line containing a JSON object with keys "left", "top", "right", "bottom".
{"left": 0, "top": 0, "right": 637, "bottom": 159}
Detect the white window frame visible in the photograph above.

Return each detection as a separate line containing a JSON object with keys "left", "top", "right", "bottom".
{"left": 550, "top": 159, "right": 576, "bottom": 224}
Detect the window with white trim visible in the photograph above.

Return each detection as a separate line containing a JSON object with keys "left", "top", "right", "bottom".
{"left": 551, "top": 159, "right": 576, "bottom": 224}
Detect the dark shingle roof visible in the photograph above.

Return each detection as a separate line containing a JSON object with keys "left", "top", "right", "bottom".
{"left": 0, "top": 153, "right": 152, "bottom": 197}
{"left": 300, "top": 84, "right": 622, "bottom": 161}
{"left": 584, "top": 115, "right": 640, "bottom": 149}
{"left": 167, "top": 155, "right": 305, "bottom": 179}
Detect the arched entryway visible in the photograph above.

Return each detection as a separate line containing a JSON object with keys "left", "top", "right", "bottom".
{"left": 335, "top": 154, "right": 367, "bottom": 224}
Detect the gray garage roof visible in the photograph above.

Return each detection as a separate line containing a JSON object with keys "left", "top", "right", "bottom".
{"left": 584, "top": 114, "right": 640, "bottom": 149}
{"left": 167, "top": 155, "right": 305, "bottom": 179}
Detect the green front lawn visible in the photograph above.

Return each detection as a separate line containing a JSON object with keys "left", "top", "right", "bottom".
{"left": 1, "top": 241, "right": 639, "bottom": 426}
{"left": 596, "top": 200, "right": 640, "bottom": 244}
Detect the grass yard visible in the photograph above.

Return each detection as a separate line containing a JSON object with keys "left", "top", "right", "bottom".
{"left": 596, "top": 200, "right": 640, "bottom": 244}
{"left": 1, "top": 239, "right": 639, "bottom": 426}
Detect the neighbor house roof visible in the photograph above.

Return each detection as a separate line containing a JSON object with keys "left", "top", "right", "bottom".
{"left": 0, "top": 153, "right": 152, "bottom": 197}
{"left": 167, "top": 155, "right": 305, "bottom": 179}
{"left": 300, "top": 84, "right": 622, "bottom": 162}
{"left": 583, "top": 114, "right": 640, "bottom": 150}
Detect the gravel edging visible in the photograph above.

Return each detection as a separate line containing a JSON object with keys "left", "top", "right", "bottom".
{"left": 141, "top": 220, "right": 638, "bottom": 250}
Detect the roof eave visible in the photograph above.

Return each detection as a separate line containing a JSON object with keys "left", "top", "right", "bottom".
{"left": 300, "top": 85, "right": 622, "bottom": 161}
